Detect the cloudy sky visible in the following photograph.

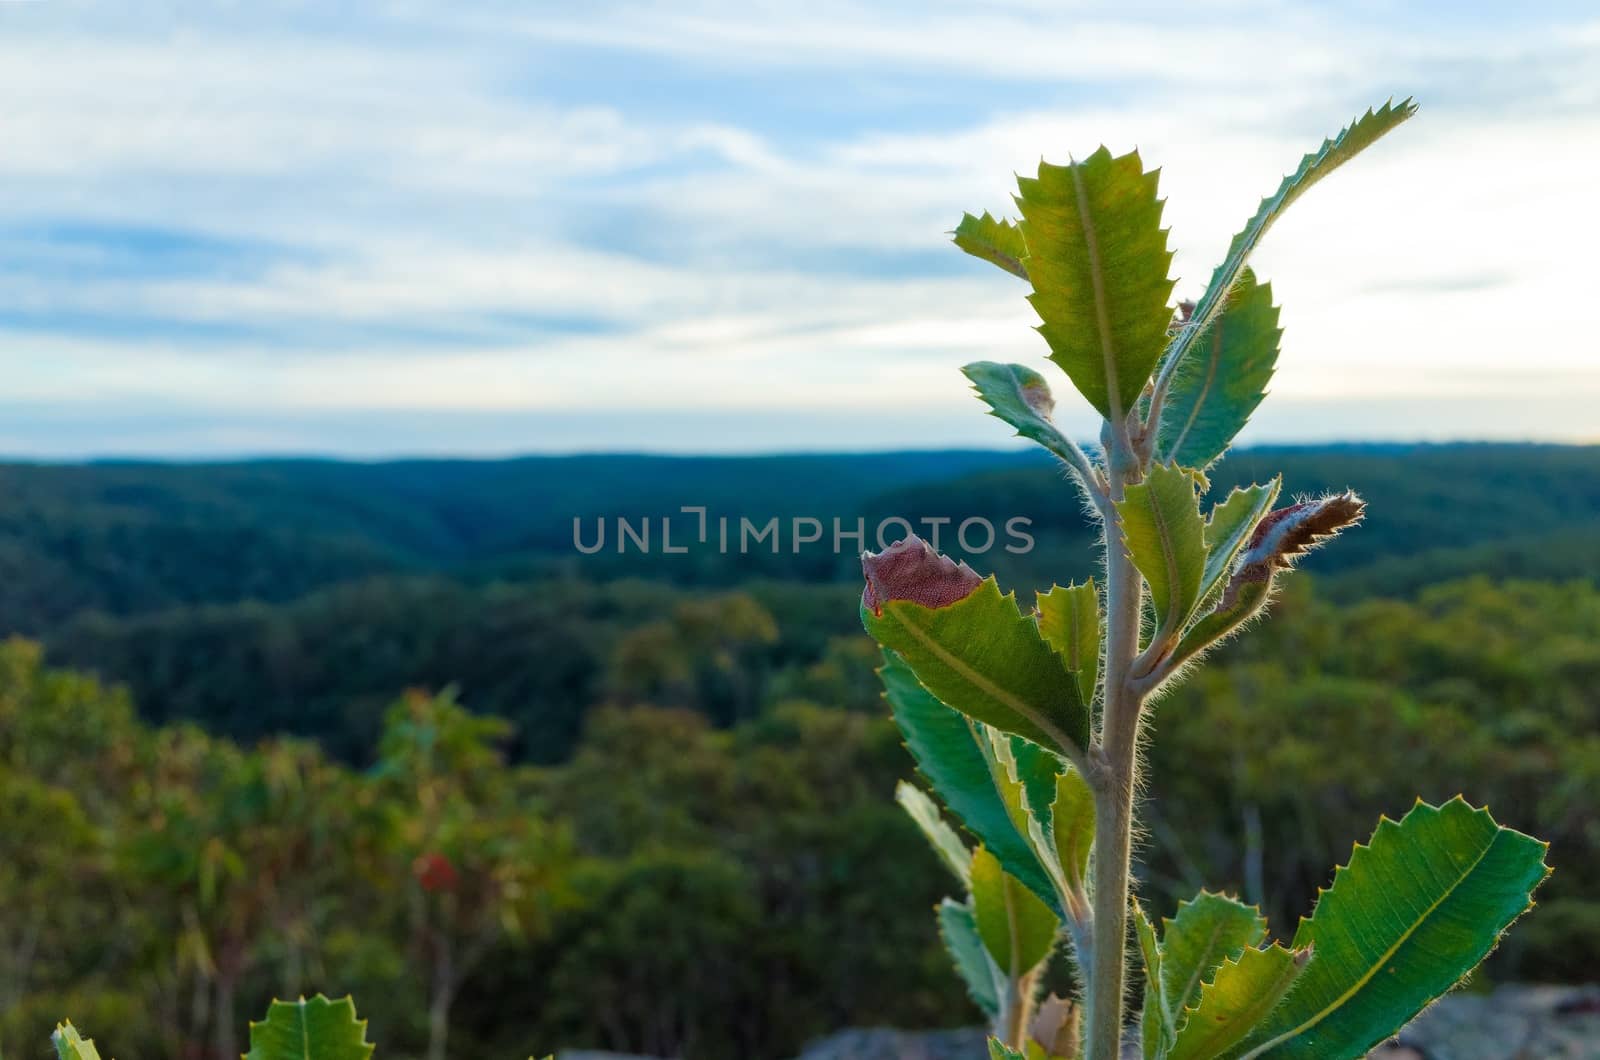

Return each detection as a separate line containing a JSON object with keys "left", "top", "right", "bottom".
{"left": 1, "top": 1, "right": 1596, "bottom": 457}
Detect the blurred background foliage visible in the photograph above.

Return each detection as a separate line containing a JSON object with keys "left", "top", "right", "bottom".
{"left": 1, "top": 443, "right": 1597, "bottom": 1058}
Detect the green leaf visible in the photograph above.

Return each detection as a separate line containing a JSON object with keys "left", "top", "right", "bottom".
{"left": 879, "top": 651, "right": 1059, "bottom": 910}
{"left": 1015, "top": 147, "right": 1176, "bottom": 421}
{"left": 1156, "top": 270, "right": 1281, "bottom": 469}
{"left": 990, "top": 1040, "right": 1027, "bottom": 1060}
{"left": 1117, "top": 464, "right": 1207, "bottom": 642}
{"left": 940, "top": 897, "right": 1004, "bottom": 1019}
{"left": 1197, "top": 481, "right": 1281, "bottom": 609}
{"left": 1234, "top": 798, "right": 1550, "bottom": 1060}
{"left": 1135, "top": 902, "right": 1165, "bottom": 1060}
{"left": 1050, "top": 765, "right": 1095, "bottom": 896}
{"left": 246, "top": 995, "right": 375, "bottom": 1060}
{"left": 1158, "top": 100, "right": 1415, "bottom": 400}
{"left": 896, "top": 780, "right": 972, "bottom": 885}
{"left": 866, "top": 578, "right": 1090, "bottom": 756}
{"left": 1170, "top": 578, "right": 1272, "bottom": 671}
{"left": 1158, "top": 893, "right": 1269, "bottom": 1030}
{"left": 1165, "top": 944, "right": 1310, "bottom": 1060}
{"left": 955, "top": 211, "right": 1030, "bottom": 279}
{"left": 53, "top": 1022, "right": 104, "bottom": 1060}
{"left": 972, "top": 846, "right": 1060, "bottom": 977}
{"left": 963, "top": 362, "right": 1088, "bottom": 470}
{"left": 1007, "top": 734, "right": 1065, "bottom": 834}
{"left": 1036, "top": 581, "right": 1099, "bottom": 704}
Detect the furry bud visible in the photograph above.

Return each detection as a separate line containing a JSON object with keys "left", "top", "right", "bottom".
{"left": 1219, "top": 490, "right": 1365, "bottom": 608}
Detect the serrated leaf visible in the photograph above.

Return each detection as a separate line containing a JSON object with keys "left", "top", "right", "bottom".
{"left": 1170, "top": 577, "right": 1271, "bottom": 671}
{"left": 1117, "top": 464, "right": 1207, "bottom": 642}
{"left": 1158, "top": 101, "right": 1415, "bottom": 401}
{"left": 53, "top": 1023, "right": 104, "bottom": 1060}
{"left": 1159, "top": 893, "right": 1269, "bottom": 1031}
{"left": 963, "top": 362, "right": 1088, "bottom": 470}
{"left": 246, "top": 995, "right": 375, "bottom": 1060}
{"left": 955, "top": 211, "right": 1030, "bottom": 279}
{"left": 1036, "top": 581, "right": 1099, "bottom": 704}
{"left": 1165, "top": 944, "right": 1309, "bottom": 1060}
{"left": 865, "top": 578, "right": 1090, "bottom": 756}
{"left": 972, "top": 846, "right": 1060, "bottom": 977}
{"left": 1016, "top": 147, "right": 1176, "bottom": 421}
{"left": 896, "top": 780, "right": 973, "bottom": 885}
{"left": 1135, "top": 902, "right": 1166, "bottom": 1060}
{"left": 1197, "top": 481, "right": 1281, "bottom": 609}
{"left": 1157, "top": 270, "right": 1282, "bottom": 469}
{"left": 1006, "top": 734, "right": 1065, "bottom": 834}
{"left": 880, "top": 651, "right": 1059, "bottom": 911}
{"left": 990, "top": 1040, "right": 1028, "bottom": 1060}
{"left": 1234, "top": 798, "right": 1549, "bottom": 1059}
{"left": 1050, "top": 765, "right": 1094, "bottom": 896}
{"left": 940, "top": 897, "right": 1004, "bottom": 1019}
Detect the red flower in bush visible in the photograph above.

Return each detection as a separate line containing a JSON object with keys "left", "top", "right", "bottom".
{"left": 412, "top": 852, "right": 459, "bottom": 893}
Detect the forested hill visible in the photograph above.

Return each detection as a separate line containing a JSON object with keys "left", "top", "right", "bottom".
{"left": 3, "top": 443, "right": 1597, "bottom": 627}
{"left": 4, "top": 442, "right": 1598, "bottom": 761}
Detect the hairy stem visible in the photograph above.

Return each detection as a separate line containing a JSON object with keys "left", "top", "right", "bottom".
{"left": 1001, "top": 967, "right": 1041, "bottom": 1051}
{"left": 1086, "top": 421, "right": 1147, "bottom": 1060}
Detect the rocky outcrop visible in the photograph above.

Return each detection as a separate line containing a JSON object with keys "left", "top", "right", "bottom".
{"left": 1370, "top": 984, "right": 1600, "bottom": 1059}
{"left": 560, "top": 985, "right": 1600, "bottom": 1060}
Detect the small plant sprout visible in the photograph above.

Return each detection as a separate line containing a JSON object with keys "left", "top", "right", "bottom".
{"left": 861, "top": 99, "right": 1550, "bottom": 1060}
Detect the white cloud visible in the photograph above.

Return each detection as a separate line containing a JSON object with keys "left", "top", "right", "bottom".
{"left": 0, "top": 0, "right": 1596, "bottom": 454}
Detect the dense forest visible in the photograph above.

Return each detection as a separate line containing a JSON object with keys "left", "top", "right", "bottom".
{"left": 2, "top": 444, "right": 1598, "bottom": 1058}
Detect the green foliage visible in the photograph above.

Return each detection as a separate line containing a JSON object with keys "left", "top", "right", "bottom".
{"left": 1035, "top": 581, "right": 1099, "bottom": 703}
{"left": 990, "top": 1039, "right": 1028, "bottom": 1060}
{"left": 864, "top": 578, "right": 1090, "bottom": 757}
{"left": 940, "top": 899, "right": 1002, "bottom": 1018}
{"left": 953, "top": 212, "right": 1029, "bottom": 280}
{"left": 52, "top": 1022, "right": 104, "bottom": 1060}
{"left": 1156, "top": 894, "right": 1267, "bottom": 1039}
{"left": 1156, "top": 271, "right": 1281, "bottom": 470}
{"left": 246, "top": 996, "right": 375, "bottom": 1060}
{"left": 963, "top": 362, "right": 1084, "bottom": 470}
{"left": 1162, "top": 945, "right": 1307, "bottom": 1060}
{"left": 1116, "top": 465, "right": 1208, "bottom": 644}
{"left": 897, "top": 781, "right": 973, "bottom": 885}
{"left": 881, "top": 650, "right": 1059, "bottom": 909}
{"left": 1159, "top": 100, "right": 1415, "bottom": 395}
{"left": 1048, "top": 766, "right": 1094, "bottom": 899}
{"left": 1197, "top": 483, "right": 1281, "bottom": 607}
{"left": 971, "top": 847, "right": 1060, "bottom": 976}
{"left": 1234, "top": 799, "right": 1549, "bottom": 1059}
{"left": 1015, "top": 147, "right": 1176, "bottom": 421}
{"left": 1138, "top": 893, "right": 1267, "bottom": 1057}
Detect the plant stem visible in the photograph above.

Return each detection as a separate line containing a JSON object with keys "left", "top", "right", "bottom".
{"left": 1086, "top": 427, "right": 1147, "bottom": 1060}
{"left": 1001, "top": 968, "right": 1040, "bottom": 1050}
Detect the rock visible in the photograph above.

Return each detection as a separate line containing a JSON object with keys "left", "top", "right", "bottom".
{"left": 562, "top": 986, "right": 1600, "bottom": 1060}
{"left": 1367, "top": 984, "right": 1600, "bottom": 1059}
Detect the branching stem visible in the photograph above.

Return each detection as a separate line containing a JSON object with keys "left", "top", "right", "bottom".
{"left": 1085, "top": 413, "right": 1148, "bottom": 1060}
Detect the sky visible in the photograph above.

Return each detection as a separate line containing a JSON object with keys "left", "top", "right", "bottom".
{"left": 0, "top": 1, "right": 1597, "bottom": 458}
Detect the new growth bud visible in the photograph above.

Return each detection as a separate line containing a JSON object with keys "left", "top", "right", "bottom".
{"left": 860, "top": 534, "right": 982, "bottom": 616}
{"left": 1219, "top": 490, "right": 1366, "bottom": 607}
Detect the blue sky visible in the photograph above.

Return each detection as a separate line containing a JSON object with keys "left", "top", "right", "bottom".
{"left": 1, "top": 1, "right": 1596, "bottom": 457}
